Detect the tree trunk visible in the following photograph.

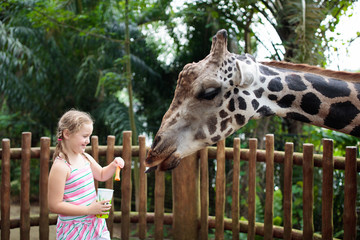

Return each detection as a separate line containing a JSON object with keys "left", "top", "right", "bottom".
{"left": 124, "top": 0, "right": 139, "bottom": 210}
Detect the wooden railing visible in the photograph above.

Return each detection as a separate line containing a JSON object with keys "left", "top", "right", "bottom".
{"left": 1, "top": 131, "right": 359, "bottom": 239}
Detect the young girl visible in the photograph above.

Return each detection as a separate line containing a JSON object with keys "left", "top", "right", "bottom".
{"left": 48, "top": 109, "right": 125, "bottom": 240}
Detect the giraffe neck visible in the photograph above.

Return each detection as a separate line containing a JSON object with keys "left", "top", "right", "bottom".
{"left": 252, "top": 63, "right": 360, "bottom": 137}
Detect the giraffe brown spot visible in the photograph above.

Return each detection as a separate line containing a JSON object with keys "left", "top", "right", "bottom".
{"left": 194, "top": 128, "right": 206, "bottom": 140}
{"left": 353, "top": 83, "right": 360, "bottom": 101}
{"left": 285, "top": 74, "right": 307, "bottom": 91}
{"left": 257, "top": 106, "right": 275, "bottom": 117}
{"left": 324, "top": 101, "right": 360, "bottom": 130}
{"left": 228, "top": 98, "right": 235, "bottom": 112}
{"left": 207, "top": 116, "right": 217, "bottom": 134}
{"left": 350, "top": 126, "right": 360, "bottom": 137}
{"left": 286, "top": 112, "right": 311, "bottom": 123}
{"left": 277, "top": 94, "right": 296, "bottom": 108}
{"left": 260, "top": 65, "right": 279, "bottom": 76}
{"left": 301, "top": 92, "right": 321, "bottom": 115}
{"left": 219, "top": 110, "right": 228, "bottom": 118}
{"left": 252, "top": 99, "right": 259, "bottom": 110}
{"left": 238, "top": 96, "right": 247, "bottom": 110}
{"left": 305, "top": 74, "right": 350, "bottom": 98}
{"left": 254, "top": 87, "right": 264, "bottom": 98}
{"left": 220, "top": 117, "right": 232, "bottom": 132}
{"left": 268, "top": 94, "right": 277, "bottom": 101}
{"left": 260, "top": 76, "right": 266, "bottom": 83}
{"left": 211, "top": 135, "right": 221, "bottom": 142}
{"left": 235, "top": 114, "right": 245, "bottom": 126}
{"left": 224, "top": 91, "right": 231, "bottom": 99}
{"left": 268, "top": 77, "right": 283, "bottom": 92}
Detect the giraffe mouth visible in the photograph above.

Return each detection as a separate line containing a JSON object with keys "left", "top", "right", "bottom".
{"left": 145, "top": 149, "right": 181, "bottom": 173}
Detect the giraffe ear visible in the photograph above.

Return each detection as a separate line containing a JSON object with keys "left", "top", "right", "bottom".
{"left": 234, "top": 59, "right": 258, "bottom": 87}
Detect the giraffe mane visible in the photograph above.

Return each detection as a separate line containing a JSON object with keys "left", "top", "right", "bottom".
{"left": 261, "top": 61, "right": 360, "bottom": 82}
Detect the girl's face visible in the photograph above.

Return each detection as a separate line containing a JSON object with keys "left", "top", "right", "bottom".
{"left": 67, "top": 123, "right": 93, "bottom": 154}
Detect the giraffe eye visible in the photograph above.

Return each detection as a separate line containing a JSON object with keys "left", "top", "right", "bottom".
{"left": 197, "top": 87, "right": 221, "bottom": 100}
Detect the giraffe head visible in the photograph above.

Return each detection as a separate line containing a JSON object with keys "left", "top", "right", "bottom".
{"left": 145, "top": 29, "right": 260, "bottom": 171}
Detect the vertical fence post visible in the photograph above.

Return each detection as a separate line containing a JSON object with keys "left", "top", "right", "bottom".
{"left": 343, "top": 146, "right": 357, "bottom": 240}
{"left": 121, "top": 131, "right": 132, "bottom": 240}
{"left": 155, "top": 168, "right": 165, "bottom": 240}
{"left": 20, "top": 132, "right": 31, "bottom": 240}
{"left": 248, "top": 138, "right": 258, "bottom": 240}
{"left": 200, "top": 147, "right": 209, "bottom": 240}
{"left": 283, "top": 142, "right": 293, "bottom": 240}
{"left": 322, "top": 139, "right": 334, "bottom": 239}
{"left": 91, "top": 136, "right": 99, "bottom": 190}
{"left": 1, "top": 139, "right": 11, "bottom": 240}
{"left": 264, "top": 134, "right": 274, "bottom": 240}
{"left": 303, "top": 143, "right": 314, "bottom": 240}
{"left": 39, "top": 137, "right": 50, "bottom": 240}
{"left": 106, "top": 135, "right": 115, "bottom": 236}
{"left": 172, "top": 152, "right": 200, "bottom": 240}
{"left": 232, "top": 138, "right": 240, "bottom": 240}
{"left": 138, "top": 135, "right": 148, "bottom": 240}
{"left": 215, "top": 139, "right": 226, "bottom": 239}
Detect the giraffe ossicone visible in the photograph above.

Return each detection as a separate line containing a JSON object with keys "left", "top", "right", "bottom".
{"left": 145, "top": 29, "right": 360, "bottom": 172}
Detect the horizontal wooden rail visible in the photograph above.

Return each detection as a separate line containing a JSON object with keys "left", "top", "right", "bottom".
{"left": 4, "top": 212, "right": 341, "bottom": 240}
{"left": 207, "top": 147, "right": 360, "bottom": 171}
{"left": 207, "top": 218, "right": 340, "bottom": 240}
{"left": 2, "top": 146, "right": 359, "bottom": 172}
{"left": 5, "top": 212, "right": 174, "bottom": 229}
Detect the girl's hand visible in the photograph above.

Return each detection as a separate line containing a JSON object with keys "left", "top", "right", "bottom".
{"left": 87, "top": 200, "right": 112, "bottom": 215}
{"left": 114, "top": 157, "right": 125, "bottom": 168}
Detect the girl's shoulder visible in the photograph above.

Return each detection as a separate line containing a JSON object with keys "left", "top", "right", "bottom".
{"left": 50, "top": 157, "right": 71, "bottom": 178}
{"left": 83, "top": 152, "right": 96, "bottom": 164}
{"left": 52, "top": 157, "right": 71, "bottom": 170}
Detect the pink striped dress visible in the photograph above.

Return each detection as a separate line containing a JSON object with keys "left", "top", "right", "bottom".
{"left": 55, "top": 157, "right": 110, "bottom": 240}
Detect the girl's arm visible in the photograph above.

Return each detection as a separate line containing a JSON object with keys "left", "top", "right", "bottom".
{"left": 48, "top": 160, "right": 110, "bottom": 216}
{"left": 86, "top": 153, "right": 124, "bottom": 182}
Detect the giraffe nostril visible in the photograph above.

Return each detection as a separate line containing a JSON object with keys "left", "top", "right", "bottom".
{"left": 151, "top": 135, "right": 161, "bottom": 149}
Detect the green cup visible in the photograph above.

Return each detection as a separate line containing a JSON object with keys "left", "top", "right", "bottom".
{"left": 96, "top": 188, "right": 114, "bottom": 218}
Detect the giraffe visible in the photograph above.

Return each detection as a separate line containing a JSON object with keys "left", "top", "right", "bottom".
{"left": 145, "top": 29, "right": 360, "bottom": 172}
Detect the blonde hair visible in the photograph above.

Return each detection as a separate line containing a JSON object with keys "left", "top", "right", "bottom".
{"left": 53, "top": 109, "right": 94, "bottom": 163}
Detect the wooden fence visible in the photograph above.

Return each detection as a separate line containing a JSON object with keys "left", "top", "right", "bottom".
{"left": 0, "top": 131, "right": 359, "bottom": 239}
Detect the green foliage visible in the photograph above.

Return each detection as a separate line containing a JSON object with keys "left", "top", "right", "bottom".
{"left": 292, "top": 181, "right": 304, "bottom": 228}
{"left": 304, "top": 124, "right": 359, "bottom": 157}
{"left": 0, "top": 0, "right": 167, "bottom": 145}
